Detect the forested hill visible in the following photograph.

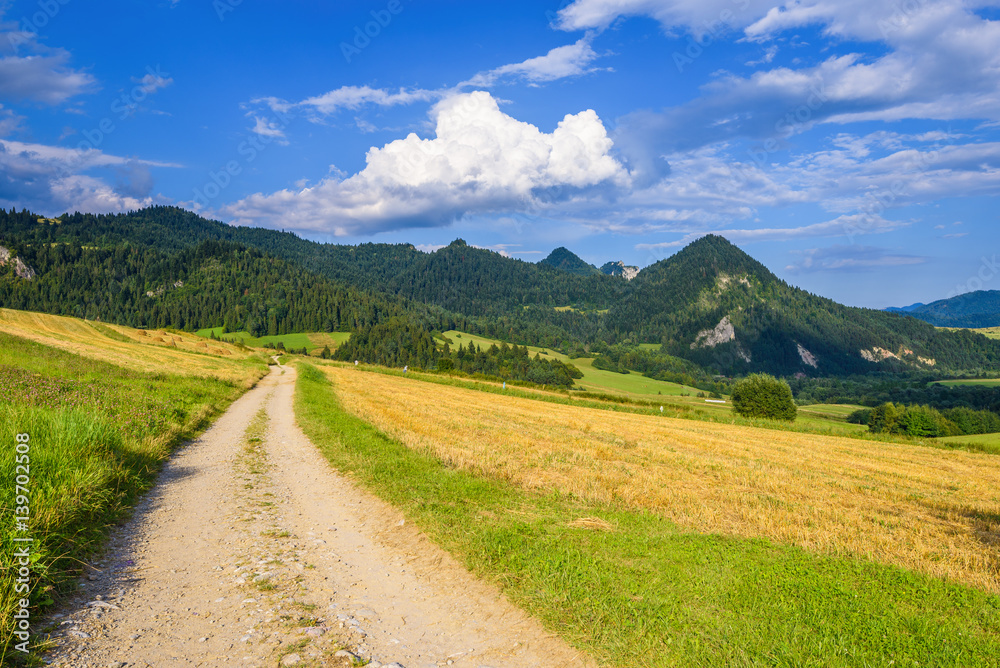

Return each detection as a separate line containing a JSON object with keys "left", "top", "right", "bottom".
{"left": 0, "top": 208, "right": 626, "bottom": 346}
{"left": 539, "top": 247, "right": 600, "bottom": 276}
{"left": 890, "top": 291, "right": 1000, "bottom": 328}
{"left": 604, "top": 235, "right": 1000, "bottom": 376}
{"left": 0, "top": 209, "right": 442, "bottom": 335}
{"left": 390, "top": 239, "right": 624, "bottom": 314}
{"left": 3, "top": 207, "right": 1000, "bottom": 377}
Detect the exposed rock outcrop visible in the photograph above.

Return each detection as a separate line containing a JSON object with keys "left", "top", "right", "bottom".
{"left": 600, "top": 261, "right": 639, "bottom": 280}
{"left": 796, "top": 343, "right": 819, "bottom": 368}
{"left": 692, "top": 316, "right": 736, "bottom": 349}
{"left": 0, "top": 246, "right": 36, "bottom": 280}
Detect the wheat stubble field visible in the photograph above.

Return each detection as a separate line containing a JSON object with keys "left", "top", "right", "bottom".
{"left": 0, "top": 307, "right": 262, "bottom": 384}
{"left": 326, "top": 365, "right": 1000, "bottom": 594}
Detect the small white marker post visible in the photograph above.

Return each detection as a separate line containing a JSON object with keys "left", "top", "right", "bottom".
{"left": 355, "top": 360, "right": 358, "bottom": 366}
{"left": 660, "top": 406, "right": 663, "bottom": 413}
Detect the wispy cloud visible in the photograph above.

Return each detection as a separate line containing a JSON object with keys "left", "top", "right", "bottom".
{"left": 462, "top": 35, "right": 605, "bottom": 88}
{"left": 0, "top": 12, "right": 96, "bottom": 104}
{"left": 635, "top": 214, "right": 909, "bottom": 250}
{"left": 250, "top": 116, "right": 289, "bottom": 144}
{"left": 0, "top": 139, "right": 179, "bottom": 215}
{"left": 785, "top": 245, "right": 928, "bottom": 273}
{"left": 249, "top": 36, "right": 609, "bottom": 123}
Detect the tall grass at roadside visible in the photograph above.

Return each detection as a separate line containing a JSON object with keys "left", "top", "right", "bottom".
{"left": 0, "top": 332, "right": 261, "bottom": 662}
{"left": 294, "top": 362, "right": 1000, "bottom": 667}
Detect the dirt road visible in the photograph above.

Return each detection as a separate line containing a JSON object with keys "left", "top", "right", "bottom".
{"left": 42, "top": 364, "right": 593, "bottom": 668}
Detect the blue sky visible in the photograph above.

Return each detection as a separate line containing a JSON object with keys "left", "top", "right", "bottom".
{"left": 1, "top": 0, "right": 999, "bottom": 308}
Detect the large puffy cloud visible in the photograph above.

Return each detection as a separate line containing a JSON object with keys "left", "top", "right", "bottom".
{"left": 221, "top": 91, "right": 629, "bottom": 235}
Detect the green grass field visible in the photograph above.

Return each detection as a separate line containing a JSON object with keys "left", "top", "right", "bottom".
{"left": 939, "top": 432, "right": 1000, "bottom": 447}
{"left": 0, "top": 329, "right": 264, "bottom": 661}
{"left": 950, "top": 326, "right": 1000, "bottom": 340}
{"left": 933, "top": 378, "right": 1000, "bottom": 387}
{"left": 195, "top": 327, "right": 350, "bottom": 354}
{"left": 794, "top": 404, "right": 870, "bottom": 434}
{"left": 295, "top": 363, "right": 1000, "bottom": 667}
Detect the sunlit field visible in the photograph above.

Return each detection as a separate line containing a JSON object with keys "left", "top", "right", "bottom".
{"left": 298, "top": 363, "right": 1000, "bottom": 667}
{"left": 1, "top": 308, "right": 263, "bottom": 386}
{"left": 442, "top": 330, "right": 704, "bottom": 398}
{"left": 326, "top": 365, "right": 1000, "bottom": 593}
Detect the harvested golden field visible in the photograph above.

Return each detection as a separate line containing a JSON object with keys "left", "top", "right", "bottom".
{"left": 326, "top": 365, "right": 1000, "bottom": 593}
{"left": 0, "top": 308, "right": 263, "bottom": 386}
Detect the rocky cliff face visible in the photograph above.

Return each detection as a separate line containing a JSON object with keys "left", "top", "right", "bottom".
{"left": 600, "top": 261, "right": 639, "bottom": 280}
{"left": 0, "top": 246, "right": 36, "bottom": 280}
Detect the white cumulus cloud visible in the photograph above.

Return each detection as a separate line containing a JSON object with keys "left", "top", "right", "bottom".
{"left": 220, "top": 91, "right": 629, "bottom": 235}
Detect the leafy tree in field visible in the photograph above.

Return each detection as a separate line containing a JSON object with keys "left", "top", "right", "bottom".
{"left": 730, "top": 373, "right": 797, "bottom": 421}
{"left": 864, "top": 402, "right": 1000, "bottom": 438}
{"left": 896, "top": 405, "right": 942, "bottom": 437}
{"left": 868, "top": 403, "right": 901, "bottom": 433}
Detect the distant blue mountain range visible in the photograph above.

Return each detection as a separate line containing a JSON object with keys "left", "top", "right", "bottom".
{"left": 888, "top": 291, "right": 1000, "bottom": 328}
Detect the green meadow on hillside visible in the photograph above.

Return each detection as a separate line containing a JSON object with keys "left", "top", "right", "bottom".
{"left": 933, "top": 377, "right": 1000, "bottom": 387}
{"left": 195, "top": 327, "right": 350, "bottom": 354}
{"left": 939, "top": 431, "right": 1000, "bottom": 448}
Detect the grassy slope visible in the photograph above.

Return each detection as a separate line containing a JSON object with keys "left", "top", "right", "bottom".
{"left": 934, "top": 378, "right": 1000, "bottom": 387}
{"left": 975, "top": 326, "right": 1000, "bottom": 340}
{"left": 195, "top": 327, "right": 350, "bottom": 354}
{"left": 0, "top": 312, "right": 267, "bottom": 661}
{"left": 939, "top": 432, "right": 1000, "bottom": 447}
{"left": 294, "top": 363, "right": 1000, "bottom": 667}
{"left": 0, "top": 309, "right": 261, "bottom": 385}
